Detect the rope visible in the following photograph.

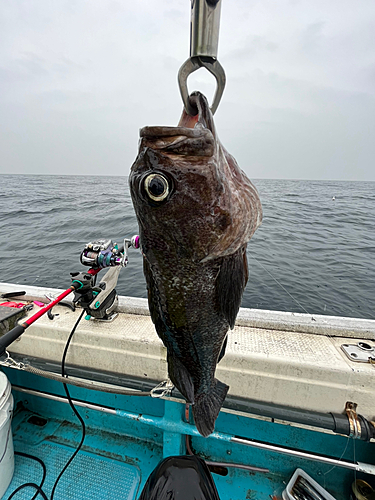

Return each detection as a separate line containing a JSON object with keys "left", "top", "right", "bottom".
{"left": 1, "top": 352, "right": 173, "bottom": 398}
{"left": 23, "top": 365, "right": 152, "bottom": 396}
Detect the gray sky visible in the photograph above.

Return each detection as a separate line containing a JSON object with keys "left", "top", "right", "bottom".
{"left": 1, "top": 0, "right": 374, "bottom": 181}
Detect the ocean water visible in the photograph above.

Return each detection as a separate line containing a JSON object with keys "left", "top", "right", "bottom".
{"left": 0, "top": 174, "right": 374, "bottom": 320}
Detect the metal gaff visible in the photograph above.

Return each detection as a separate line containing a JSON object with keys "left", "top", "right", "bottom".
{"left": 178, "top": 0, "right": 226, "bottom": 115}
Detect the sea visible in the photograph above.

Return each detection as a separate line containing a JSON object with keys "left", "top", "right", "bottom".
{"left": 0, "top": 174, "right": 374, "bottom": 320}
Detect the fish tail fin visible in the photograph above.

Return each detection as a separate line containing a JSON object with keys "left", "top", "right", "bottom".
{"left": 192, "top": 379, "right": 229, "bottom": 437}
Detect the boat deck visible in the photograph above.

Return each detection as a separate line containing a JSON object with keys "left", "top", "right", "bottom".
{"left": 2, "top": 368, "right": 375, "bottom": 500}
{"left": 1, "top": 283, "right": 374, "bottom": 419}
{"left": 1, "top": 283, "right": 375, "bottom": 499}
{"left": 5, "top": 418, "right": 140, "bottom": 499}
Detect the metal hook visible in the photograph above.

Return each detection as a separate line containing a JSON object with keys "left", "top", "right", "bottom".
{"left": 150, "top": 379, "right": 174, "bottom": 398}
{"left": 178, "top": 0, "right": 225, "bottom": 115}
{"left": 178, "top": 56, "right": 226, "bottom": 115}
{"left": 0, "top": 350, "right": 25, "bottom": 370}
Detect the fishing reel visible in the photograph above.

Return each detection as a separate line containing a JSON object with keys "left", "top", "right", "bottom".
{"left": 73, "top": 236, "right": 140, "bottom": 321}
{"left": 80, "top": 236, "right": 140, "bottom": 269}
{"left": 0, "top": 235, "right": 141, "bottom": 357}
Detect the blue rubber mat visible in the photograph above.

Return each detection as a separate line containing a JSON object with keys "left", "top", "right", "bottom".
{"left": 3, "top": 441, "right": 140, "bottom": 500}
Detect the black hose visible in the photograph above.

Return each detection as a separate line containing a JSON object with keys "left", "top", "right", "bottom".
{"left": 6, "top": 452, "right": 47, "bottom": 500}
{"left": 6, "top": 483, "right": 48, "bottom": 500}
{"left": 50, "top": 309, "right": 86, "bottom": 500}
{"left": 226, "top": 396, "right": 375, "bottom": 441}
{"left": 6, "top": 293, "right": 90, "bottom": 500}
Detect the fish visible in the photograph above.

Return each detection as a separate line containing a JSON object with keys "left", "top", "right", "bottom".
{"left": 129, "top": 91, "right": 262, "bottom": 436}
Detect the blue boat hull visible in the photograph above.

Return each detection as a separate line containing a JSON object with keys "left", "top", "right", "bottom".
{"left": 2, "top": 367, "right": 374, "bottom": 500}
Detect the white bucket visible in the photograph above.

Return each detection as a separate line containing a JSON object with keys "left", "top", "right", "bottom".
{"left": 0, "top": 371, "right": 14, "bottom": 498}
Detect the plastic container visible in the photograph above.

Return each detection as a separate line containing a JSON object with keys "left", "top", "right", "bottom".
{"left": 282, "top": 468, "right": 337, "bottom": 500}
{"left": 0, "top": 371, "right": 14, "bottom": 498}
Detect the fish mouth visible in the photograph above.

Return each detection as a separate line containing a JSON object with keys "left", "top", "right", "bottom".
{"left": 139, "top": 92, "right": 216, "bottom": 157}
{"left": 140, "top": 126, "right": 207, "bottom": 139}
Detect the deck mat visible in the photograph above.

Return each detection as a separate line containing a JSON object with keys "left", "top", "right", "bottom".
{"left": 3, "top": 442, "right": 140, "bottom": 500}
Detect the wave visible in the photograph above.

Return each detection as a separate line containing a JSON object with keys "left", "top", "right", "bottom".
{"left": 1, "top": 176, "right": 374, "bottom": 320}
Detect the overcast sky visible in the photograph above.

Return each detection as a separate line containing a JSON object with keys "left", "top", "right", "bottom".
{"left": 1, "top": 0, "right": 374, "bottom": 181}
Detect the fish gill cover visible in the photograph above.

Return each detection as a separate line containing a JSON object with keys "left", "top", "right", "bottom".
{"left": 129, "top": 92, "right": 262, "bottom": 436}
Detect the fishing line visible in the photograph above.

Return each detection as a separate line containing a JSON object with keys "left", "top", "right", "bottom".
{"left": 184, "top": 404, "right": 269, "bottom": 474}
{"left": 321, "top": 365, "right": 358, "bottom": 488}
{"left": 322, "top": 436, "right": 350, "bottom": 488}
{"left": 353, "top": 436, "right": 357, "bottom": 495}
{"left": 251, "top": 255, "right": 364, "bottom": 322}
{"left": 252, "top": 256, "right": 312, "bottom": 316}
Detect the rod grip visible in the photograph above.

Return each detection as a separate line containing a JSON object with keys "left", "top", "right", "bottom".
{"left": 0, "top": 323, "right": 26, "bottom": 357}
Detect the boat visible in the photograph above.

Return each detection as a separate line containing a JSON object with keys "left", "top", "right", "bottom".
{"left": 1, "top": 282, "right": 374, "bottom": 499}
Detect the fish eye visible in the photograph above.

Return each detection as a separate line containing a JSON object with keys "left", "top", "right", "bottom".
{"left": 144, "top": 173, "right": 169, "bottom": 202}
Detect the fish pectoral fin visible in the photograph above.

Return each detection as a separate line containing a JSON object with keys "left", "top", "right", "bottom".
{"left": 168, "top": 354, "right": 195, "bottom": 403}
{"left": 215, "top": 246, "right": 248, "bottom": 329}
{"left": 192, "top": 379, "right": 229, "bottom": 437}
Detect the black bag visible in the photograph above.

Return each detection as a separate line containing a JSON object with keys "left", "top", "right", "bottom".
{"left": 138, "top": 455, "right": 221, "bottom": 500}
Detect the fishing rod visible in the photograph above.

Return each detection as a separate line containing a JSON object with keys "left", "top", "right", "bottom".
{"left": 0, "top": 235, "right": 140, "bottom": 358}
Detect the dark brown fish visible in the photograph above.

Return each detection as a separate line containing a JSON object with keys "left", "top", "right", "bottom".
{"left": 129, "top": 92, "right": 262, "bottom": 436}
